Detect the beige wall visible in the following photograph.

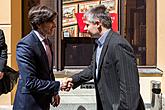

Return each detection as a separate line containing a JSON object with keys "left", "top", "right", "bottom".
{"left": 0, "top": 0, "right": 11, "bottom": 24}
{"left": 0, "top": 0, "right": 21, "bottom": 105}
{"left": 157, "top": 0, "right": 165, "bottom": 93}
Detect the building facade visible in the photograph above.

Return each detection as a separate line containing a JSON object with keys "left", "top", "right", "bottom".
{"left": 0, "top": 0, "right": 165, "bottom": 108}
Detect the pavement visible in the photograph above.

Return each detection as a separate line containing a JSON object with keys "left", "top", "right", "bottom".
{"left": 0, "top": 88, "right": 151, "bottom": 110}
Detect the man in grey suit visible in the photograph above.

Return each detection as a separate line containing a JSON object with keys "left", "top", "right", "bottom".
{"left": 13, "top": 5, "right": 61, "bottom": 110}
{"left": 0, "top": 29, "right": 8, "bottom": 95}
{"left": 63, "top": 5, "right": 145, "bottom": 110}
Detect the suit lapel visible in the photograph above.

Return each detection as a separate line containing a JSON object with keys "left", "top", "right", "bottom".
{"left": 37, "top": 41, "right": 50, "bottom": 68}
{"left": 31, "top": 31, "right": 50, "bottom": 69}
{"left": 98, "top": 30, "right": 113, "bottom": 72}
{"left": 93, "top": 50, "right": 97, "bottom": 80}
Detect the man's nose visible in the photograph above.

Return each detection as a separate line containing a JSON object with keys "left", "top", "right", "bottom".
{"left": 84, "top": 25, "right": 87, "bottom": 31}
{"left": 53, "top": 22, "right": 56, "bottom": 28}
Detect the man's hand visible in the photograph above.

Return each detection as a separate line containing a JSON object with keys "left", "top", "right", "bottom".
{"left": 0, "top": 71, "right": 4, "bottom": 80}
{"left": 61, "top": 77, "right": 73, "bottom": 92}
{"left": 51, "top": 94, "right": 60, "bottom": 107}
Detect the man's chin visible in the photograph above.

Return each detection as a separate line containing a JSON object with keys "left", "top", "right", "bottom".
{"left": 47, "top": 33, "right": 55, "bottom": 37}
{"left": 87, "top": 32, "right": 99, "bottom": 38}
{"left": 91, "top": 34, "right": 100, "bottom": 38}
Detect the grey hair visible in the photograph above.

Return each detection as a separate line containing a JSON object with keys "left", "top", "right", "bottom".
{"left": 83, "top": 5, "right": 112, "bottom": 29}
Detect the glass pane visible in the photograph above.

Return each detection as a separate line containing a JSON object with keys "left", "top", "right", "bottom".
{"left": 62, "top": 0, "right": 119, "bottom": 67}
{"left": 124, "top": 0, "right": 156, "bottom": 66}
{"left": 64, "top": 37, "right": 95, "bottom": 66}
{"left": 63, "top": 0, "right": 118, "bottom": 38}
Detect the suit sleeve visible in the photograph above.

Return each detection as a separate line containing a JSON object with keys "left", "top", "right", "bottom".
{"left": 16, "top": 41, "right": 60, "bottom": 95}
{"left": 114, "top": 44, "right": 140, "bottom": 110}
{"left": 71, "top": 53, "right": 95, "bottom": 89}
{"left": 0, "top": 30, "right": 7, "bottom": 72}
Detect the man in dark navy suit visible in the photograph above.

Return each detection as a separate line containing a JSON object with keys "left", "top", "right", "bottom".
{"left": 13, "top": 5, "right": 61, "bottom": 110}
{"left": 63, "top": 5, "right": 145, "bottom": 110}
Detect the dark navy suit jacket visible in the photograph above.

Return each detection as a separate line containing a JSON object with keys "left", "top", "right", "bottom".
{"left": 71, "top": 30, "right": 145, "bottom": 110}
{"left": 13, "top": 31, "right": 60, "bottom": 110}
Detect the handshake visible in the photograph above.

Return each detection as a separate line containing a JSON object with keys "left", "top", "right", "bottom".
{"left": 51, "top": 77, "right": 73, "bottom": 107}
{"left": 60, "top": 77, "right": 73, "bottom": 92}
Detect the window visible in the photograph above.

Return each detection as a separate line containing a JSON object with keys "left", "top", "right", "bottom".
{"left": 123, "top": 0, "right": 156, "bottom": 66}
{"left": 62, "top": 0, "right": 118, "bottom": 68}
{"left": 23, "top": 0, "right": 157, "bottom": 71}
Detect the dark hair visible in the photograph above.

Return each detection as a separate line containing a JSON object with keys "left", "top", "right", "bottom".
{"left": 28, "top": 5, "right": 57, "bottom": 30}
{"left": 84, "top": 5, "right": 112, "bottom": 29}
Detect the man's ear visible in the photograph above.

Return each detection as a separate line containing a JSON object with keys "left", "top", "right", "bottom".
{"left": 96, "top": 21, "right": 101, "bottom": 28}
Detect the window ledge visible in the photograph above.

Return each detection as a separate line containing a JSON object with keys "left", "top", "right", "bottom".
{"left": 54, "top": 66, "right": 163, "bottom": 78}
{"left": 138, "top": 66, "right": 163, "bottom": 77}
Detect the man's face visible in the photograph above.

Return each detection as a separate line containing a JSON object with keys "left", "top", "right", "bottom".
{"left": 38, "top": 19, "right": 56, "bottom": 37}
{"left": 83, "top": 20, "right": 100, "bottom": 38}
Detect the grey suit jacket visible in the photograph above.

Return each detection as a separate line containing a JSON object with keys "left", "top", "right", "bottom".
{"left": 13, "top": 30, "right": 60, "bottom": 110}
{"left": 71, "top": 30, "right": 145, "bottom": 110}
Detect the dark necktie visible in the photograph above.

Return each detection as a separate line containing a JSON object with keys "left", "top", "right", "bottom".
{"left": 43, "top": 39, "right": 52, "bottom": 69}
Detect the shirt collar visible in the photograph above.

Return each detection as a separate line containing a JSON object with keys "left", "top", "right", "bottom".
{"left": 96, "top": 29, "right": 111, "bottom": 47}
{"left": 33, "top": 30, "right": 47, "bottom": 42}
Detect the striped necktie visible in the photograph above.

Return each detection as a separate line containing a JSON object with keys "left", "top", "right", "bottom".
{"left": 43, "top": 38, "right": 52, "bottom": 69}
